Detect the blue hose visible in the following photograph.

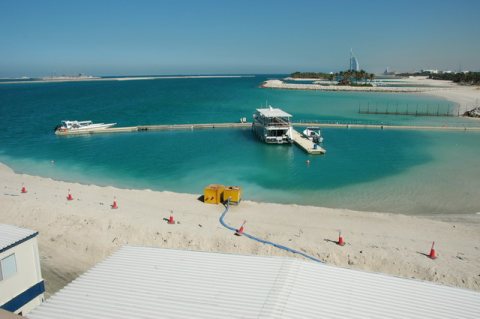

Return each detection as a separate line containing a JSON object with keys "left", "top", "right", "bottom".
{"left": 219, "top": 200, "right": 324, "bottom": 263}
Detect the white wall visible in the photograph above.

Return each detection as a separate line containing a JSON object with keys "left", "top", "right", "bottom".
{"left": 0, "top": 237, "right": 44, "bottom": 315}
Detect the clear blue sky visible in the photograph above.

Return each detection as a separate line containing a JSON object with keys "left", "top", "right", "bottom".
{"left": 0, "top": 0, "right": 479, "bottom": 77}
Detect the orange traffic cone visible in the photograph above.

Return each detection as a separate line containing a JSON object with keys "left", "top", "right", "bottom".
{"left": 235, "top": 221, "right": 246, "bottom": 236}
{"left": 67, "top": 189, "right": 73, "bottom": 201}
{"left": 428, "top": 241, "right": 437, "bottom": 259}
{"left": 111, "top": 197, "right": 118, "bottom": 209}
{"left": 168, "top": 212, "right": 175, "bottom": 224}
{"left": 21, "top": 185, "right": 27, "bottom": 194}
{"left": 337, "top": 231, "right": 345, "bottom": 246}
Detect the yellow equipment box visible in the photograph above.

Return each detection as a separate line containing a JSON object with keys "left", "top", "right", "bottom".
{"left": 204, "top": 184, "right": 225, "bottom": 204}
{"left": 224, "top": 186, "right": 241, "bottom": 204}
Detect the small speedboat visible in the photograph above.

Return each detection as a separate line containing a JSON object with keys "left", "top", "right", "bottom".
{"left": 302, "top": 127, "right": 323, "bottom": 143}
{"left": 55, "top": 120, "right": 116, "bottom": 132}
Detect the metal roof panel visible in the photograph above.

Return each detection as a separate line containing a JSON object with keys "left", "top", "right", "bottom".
{"left": 27, "top": 246, "right": 480, "bottom": 319}
{"left": 0, "top": 224, "right": 38, "bottom": 254}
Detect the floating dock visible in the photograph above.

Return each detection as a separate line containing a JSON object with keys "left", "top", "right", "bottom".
{"left": 55, "top": 122, "right": 480, "bottom": 136}
{"left": 295, "top": 122, "right": 480, "bottom": 131}
{"left": 55, "top": 121, "right": 480, "bottom": 156}
{"left": 54, "top": 122, "right": 251, "bottom": 136}
{"left": 291, "top": 129, "right": 326, "bottom": 154}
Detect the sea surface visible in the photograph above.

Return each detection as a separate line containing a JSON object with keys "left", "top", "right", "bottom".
{"left": 0, "top": 75, "right": 479, "bottom": 214}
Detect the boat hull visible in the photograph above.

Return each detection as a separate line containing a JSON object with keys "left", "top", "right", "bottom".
{"left": 55, "top": 122, "right": 117, "bottom": 134}
{"left": 252, "top": 124, "right": 293, "bottom": 144}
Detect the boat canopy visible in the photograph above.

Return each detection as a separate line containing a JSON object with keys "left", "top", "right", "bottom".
{"left": 256, "top": 107, "right": 292, "bottom": 118}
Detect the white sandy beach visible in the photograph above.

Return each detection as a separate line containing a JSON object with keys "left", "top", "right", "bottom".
{"left": 261, "top": 79, "right": 438, "bottom": 92}
{"left": 420, "top": 84, "right": 480, "bottom": 114}
{"left": 263, "top": 77, "right": 480, "bottom": 114}
{"left": 1, "top": 163, "right": 479, "bottom": 297}
{"left": 391, "top": 76, "right": 480, "bottom": 114}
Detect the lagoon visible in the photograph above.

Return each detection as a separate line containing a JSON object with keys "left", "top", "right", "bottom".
{"left": 0, "top": 75, "right": 479, "bottom": 214}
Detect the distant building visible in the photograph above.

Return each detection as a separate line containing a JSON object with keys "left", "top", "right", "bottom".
{"left": 28, "top": 246, "right": 480, "bottom": 318}
{"left": 420, "top": 69, "right": 464, "bottom": 75}
{"left": 383, "top": 67, "right": 396, "bottom": 76}
{"left": 421, "top": 69, "right": 439, "bottom": 74}
{"left": 0, "top": 224, "right": 44, "bottom": 316}
{"left": 349, "top": 49, "right": 360, "bottom": 71}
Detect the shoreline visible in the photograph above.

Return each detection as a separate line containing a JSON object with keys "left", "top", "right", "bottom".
{"left": 261, "top": 79, "right": 438, "bottom": 92}
{"left": 262, "top": 77, "right": 480, "bottom": 114}
{"left": 422, "top": 86, "right": 480, "bottom": 114}
{"left": 1, "top": 162, "right": 479, "bottom": 296}
{"left": 0, "top": 74, "right": 255, "bottom": 85}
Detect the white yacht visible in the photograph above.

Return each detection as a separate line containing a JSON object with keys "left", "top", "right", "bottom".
{"left": 302, "top": 127, "right": 323, "bottom": 143}
{"left": 252, "top": 106, "right": 293, "bottom": 144}
{"left": 55, "top": 120, "right": 116, "bottom": 132}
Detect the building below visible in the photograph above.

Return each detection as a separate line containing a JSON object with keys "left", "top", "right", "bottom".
{"left": 28, "top": 246, "right": 480, "bottom": 319}
{"left": 0, "top": 224, "right": 44, "bottom": 316}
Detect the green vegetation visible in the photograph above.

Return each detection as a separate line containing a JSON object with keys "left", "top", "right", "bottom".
{"left": 396, "top": 71, "right": 480, "bottom": 85}
{"left": 291, "top": 70, "right": 375, "bottom": 85}
{"left": 336, "top": 70, "right": 374, "bottom": 85}
{"left": 291, "top": 72, "right": 333, "bottom": 80}
{"left": 429, "top": 72, "right": 480, "bottom": 85}
{"left": 396, "top": 71, "right": 432, "bottom": 77}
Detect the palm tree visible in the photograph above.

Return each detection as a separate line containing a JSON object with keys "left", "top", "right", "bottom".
{"left": 355, "top": 71, "right": 363, "bottom": 84}
{"left": 342, "top": 71, "right": 352, "bottom": 85}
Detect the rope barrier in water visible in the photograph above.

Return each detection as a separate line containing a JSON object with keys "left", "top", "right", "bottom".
{"left": 219, "top": 200, "right": 324, "bottom": 263}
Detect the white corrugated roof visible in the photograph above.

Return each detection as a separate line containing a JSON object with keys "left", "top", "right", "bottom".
{"left": 0, "top": 224, "right": 38, "bottom": 254}
{"left": 256, "top": 107, "right": 292, "bottom": 118}
{"left": 28, "top": 246, "right": 480, "bottom": 319}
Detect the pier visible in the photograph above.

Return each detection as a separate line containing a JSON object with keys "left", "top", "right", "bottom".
{"left": 295, "top": 122, "right": 480, "bottom": 131}
{"left": 55, "top": 122, "right": 251, "bottom": 136}
{"left": 55, "top": 121, "right": 480, "bottom": 156}
{"left": 55, "top": 121, "right": 480, "bottom": 137}
{"left": 291, "top": 129, "right": 326, "bottom": 154}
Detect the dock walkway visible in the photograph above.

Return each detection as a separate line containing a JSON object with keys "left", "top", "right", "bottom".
{"left": 55, "top": 122, "right": 251, "bottom": 136}
{"left": 55, "top": 121, "right": 480, "bottom": 156}
{"left": 291, "top": 129, "right": 326, "bottom": 154}
{"left": 296, "top": 122, "right": 480, "bottom": 131}
{"left": 55, "top": 121, "right": 480, "bottom": 137}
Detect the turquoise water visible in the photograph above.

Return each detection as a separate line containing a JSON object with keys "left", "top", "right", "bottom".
{"left": 0, "top": 75, "right": 479, "bottom": 214}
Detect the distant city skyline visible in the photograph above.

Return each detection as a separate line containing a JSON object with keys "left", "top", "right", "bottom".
{"left": 0, "top": 0, "right": 479, "bottom": 77}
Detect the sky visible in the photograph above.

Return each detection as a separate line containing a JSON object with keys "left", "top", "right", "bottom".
{"left": 0, "top": 0, "right": 479, "bottom": 77}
